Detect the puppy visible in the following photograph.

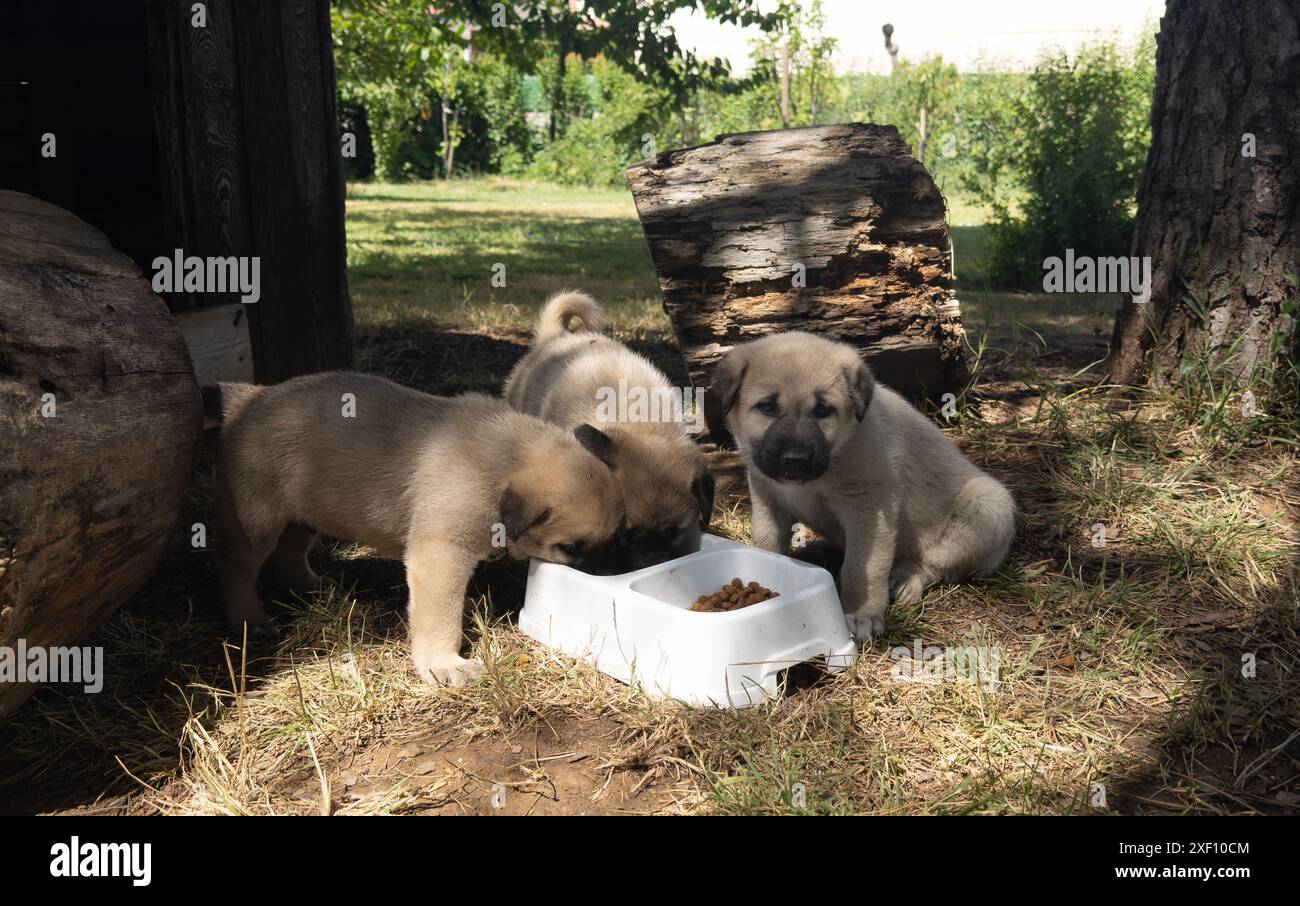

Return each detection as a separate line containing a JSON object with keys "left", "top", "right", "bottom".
{"left": 205, "top": 372, "right": 625, "bottom": 685}
{"left": 504, "top": 291, "right": 714, "bottom": 572}
{"left": 709, "top": 332, "right": 1015, "bottom": 641}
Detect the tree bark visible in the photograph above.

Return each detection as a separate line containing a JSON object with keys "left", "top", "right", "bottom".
{"left": 778, "top": 41, "right": 792, "bottom": 128}
{"left": 0, "top": 191, "right": 200, "bottom": 717}
{"left": 549, "top": 44, "right": 567, "bottom": 143}
{"left": 1110, "top": 0, "right": 1300, "bottom": 386}
{"left": 626, "top": 124, "right": 968, "bottom": 431}
{"left": 145, "top": 0, "right": 354, "bottom": 384}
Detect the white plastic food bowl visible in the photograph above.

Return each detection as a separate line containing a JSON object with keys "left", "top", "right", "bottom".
{"left": 518, "top": 534, "right": 859, "bottom": 708}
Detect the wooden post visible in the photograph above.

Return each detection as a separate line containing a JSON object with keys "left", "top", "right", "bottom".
{"left": 626, "top": 124, "right": 967, "bottom": 418}
{"left": 146, "top": 0, "right": 353, "bottom": 385}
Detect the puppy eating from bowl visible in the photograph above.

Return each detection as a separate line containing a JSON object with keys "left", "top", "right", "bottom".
{"left": 504, "top": 290, "right": 715, "bottom": 572}
{"left": 708, "top": 332, "right": 1015, "bottom": 641}
{"left": 205, "top": 373, "right": 625, "bottom": 686}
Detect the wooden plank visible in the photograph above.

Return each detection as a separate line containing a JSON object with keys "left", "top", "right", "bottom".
{"left": 145, "top": 0, "right": 254, "bottom": 314}
{"left": 144, "top": 0, "right": 353, "bottom": 379}
{"left": 173, "top": 301, "right": 255, "bottom": 383}
{"left": 232, "top": 0, "right": 354, "bottom": 382}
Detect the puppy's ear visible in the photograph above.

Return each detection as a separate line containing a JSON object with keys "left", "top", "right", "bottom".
{"left": 844, "top": 362, "right": 875, "bottom": 421}
{"left": 574, "top": 424, "right": 617, "bottom": 470}
{"left": 499, "top": 487, "right": 551, "bottom": 540}
{"left": 704, "top": 351, "right": 748, "bottom": 444}
{"left": 692, "top": 470, "right": 716, "bottom": 529}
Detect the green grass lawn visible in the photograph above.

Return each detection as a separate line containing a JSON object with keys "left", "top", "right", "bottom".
{"left": 346, "top": 178, "right": 1121, "bottom": 350}
{"left": 347, "top": 178, "right": 669, "bottom": 337}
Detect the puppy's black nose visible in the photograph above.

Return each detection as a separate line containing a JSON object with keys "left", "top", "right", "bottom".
{"left": 778, "top": 448, "right": 823, "bottom": 480}
{"left": 782, "top": 450, "right": 811, "bottom": 469}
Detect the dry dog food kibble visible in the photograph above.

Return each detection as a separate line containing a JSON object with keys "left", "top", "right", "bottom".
{"left": 689, "top": 577, "right": 780, "bottom": 612}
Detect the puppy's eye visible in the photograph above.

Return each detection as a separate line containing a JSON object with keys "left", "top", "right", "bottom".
{"left": 557, "top": 542, "right": 586, "bottom": 558}
{"left": 755, "top": 399, "right": 779, "bottom": 417}
{"left": 812, "top": 402, "right": 836, "bottom": 419}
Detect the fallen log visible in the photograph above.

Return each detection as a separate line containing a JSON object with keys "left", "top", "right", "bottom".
{"left": 0, "top": 190, "right": 200, "bottom": 717}
{"left": 626, "top": 124, "right": 967, "bottom": 439}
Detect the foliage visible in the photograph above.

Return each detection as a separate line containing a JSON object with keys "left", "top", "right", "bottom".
{"left": 395, "top": 54, "right": 539, "bottom": 179}
{"left": 747, "top": 0, "right": 840, "bottom": 127}
{"left": 333, "top": 0, "right": 777, "bottom": 179}
{"left": 872, "top": 56, "right": 961, "bottom": 173}
{"left": 525, "top": 59, "right": 663, "bottom": 186}
{"left": 459, "top": 0, "right": 777, "bottom": 118}
{"left": 330, "top": 0, "right": 1159, "bottom": 278}
{"left": 331, "top": 0, "right": 466, "bottom": 179}
{"left": 967, "top": 38, "right": 1156, "bottom": 287}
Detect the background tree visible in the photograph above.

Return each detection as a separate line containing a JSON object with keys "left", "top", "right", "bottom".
{"left": 332, "top": 0, "right": 463, "bottom": 179}
{"left": 883, "top": 55, "right": 959, "bottom": 171}
{"left": 960, "top": 39, "right": 1153, "bottom": 288}
{"left": 749, "top": 0, "right": 838, "bottom": 128}
{"left": 462, "top": 0, "right": 777, "bottom": 141}
{"left": 1110, "top": 0, "right": 1300, "bottom": 389}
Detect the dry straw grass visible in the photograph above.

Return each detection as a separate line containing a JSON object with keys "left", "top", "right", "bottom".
{"left": 1, "top": 183, "right": 1296, "bottom": 815}
{"left": 6, "top": 339, "right": 1294, "bottom": 815}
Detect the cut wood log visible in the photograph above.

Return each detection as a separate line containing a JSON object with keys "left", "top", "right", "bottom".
{"left": 0, "top": 190, "right": 201, "bottom": 718}
{"left": 626, "top": 124, "right": 967, "bottom": 439}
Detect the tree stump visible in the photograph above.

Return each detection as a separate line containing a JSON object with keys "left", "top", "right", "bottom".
{"left": 0, "top": 190, "right": 201, "bottom": 717}
{"left": 626, "top": 124, "right": 967, "bottom": 437}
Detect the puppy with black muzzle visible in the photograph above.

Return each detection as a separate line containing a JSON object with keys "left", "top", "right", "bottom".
{"left": 205, "top": 373, "right": 625, "bottom": 685}
{"left": 708, "top": 332, "right": 1015, "bottom": 641}
{"left": 504, "top": 291, "right": 715, "bottom": 572}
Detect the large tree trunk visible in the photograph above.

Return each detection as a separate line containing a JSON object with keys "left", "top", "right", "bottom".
{"left": 146, "top": 0, "right": 354, "bottom": 385}
{"left": 626, "top": 123, "right": 967, "bottom": 435}
{"left": 0, "top": 191, "right": 201, "bottom": 717}
{"left": 1110, "top": 0, "right": 1300, "bottom": 385}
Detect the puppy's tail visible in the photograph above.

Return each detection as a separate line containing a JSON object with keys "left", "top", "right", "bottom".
{"left": 955, "top": 475, "right": 1018, "bottom": 576}
{"left": 201, "top": 382, "right": 263, "bottom": 430}
{"left": 534, "top": 290, "right": 604, "bottom": 343}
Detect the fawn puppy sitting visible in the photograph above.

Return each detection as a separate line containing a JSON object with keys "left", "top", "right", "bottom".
{"left": 709, "top": 333, "right": 1015, "bottom": 641}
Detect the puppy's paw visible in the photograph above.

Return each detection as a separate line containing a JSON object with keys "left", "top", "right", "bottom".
{"left": 845, "top": 610, "right": 886, "bottom": 643}
{"left": 414, "top": 653, "right": 486, "bottom": 688}
{"left": 889, "top": 569, "right": 930, "bottom": 606}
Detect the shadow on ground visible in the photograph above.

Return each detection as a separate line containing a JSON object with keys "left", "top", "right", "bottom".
{"left": 2, "top": 313, "right": 1296, "bottom": 815}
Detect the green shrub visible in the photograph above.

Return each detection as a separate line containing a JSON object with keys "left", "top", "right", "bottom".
{"left": 972, "top": 38, "right": 1155, "bottom": 288}
{"left": 526, "top": 59, "right": 661, "bottom": 187}
{"left": 393, "top": 54, "right": 540, "bottom": 179}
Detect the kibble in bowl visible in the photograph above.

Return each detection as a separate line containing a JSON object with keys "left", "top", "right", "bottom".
{"left": 688, "top": 577, "right": 780, "bottom": 613}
